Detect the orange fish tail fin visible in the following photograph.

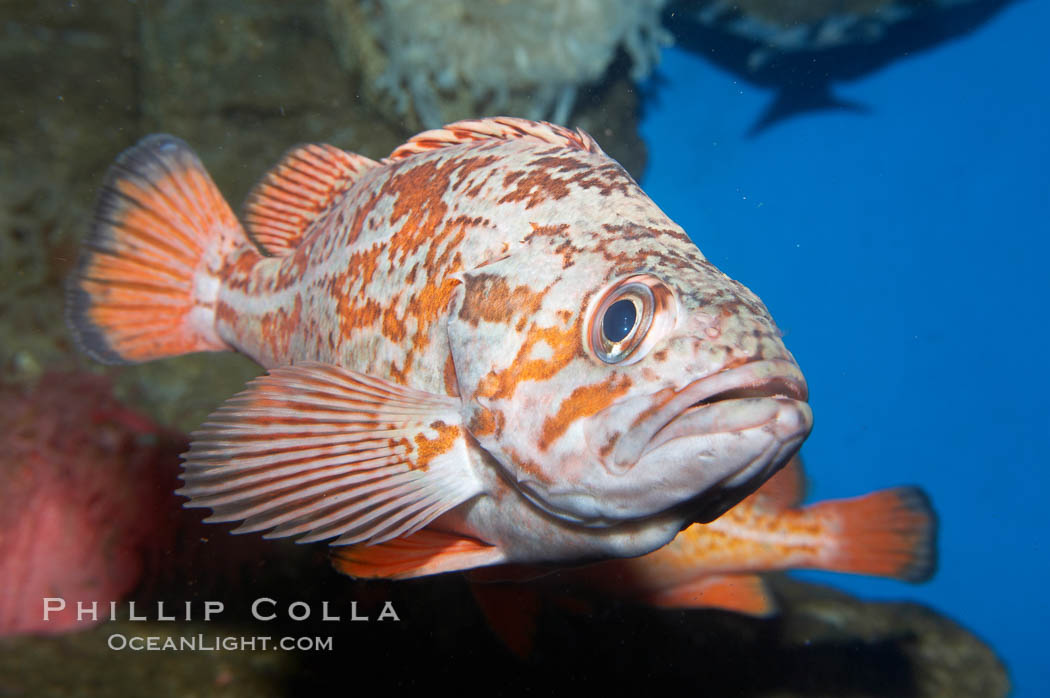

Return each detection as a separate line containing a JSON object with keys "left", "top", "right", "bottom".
{"left": 67, "top": 135, "right": 246, "bottom": 364}
{"left": 811, "top": 486, "right": 937, "bottom": 582}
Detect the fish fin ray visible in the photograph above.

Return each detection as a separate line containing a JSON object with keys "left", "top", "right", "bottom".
{"left": 809, "top": 486, "right": 937, "bottom": 582}
{"left": 331, "top": 528, "right": 507, "bottom": 579}
{"left": 388, "top": 116, "right": 601, "bottom": 161}
{"left": 243, "top": 143, "right": 379, "bottom": 256}
{"left": 742, "top": 454, "right": 807, "bottom": 511}
{"left": 640, "top": 573, "right": 777, "bottom": 616}
{"left": 67, "top": 134, "right": 245, "bottom": 363}
{"left": 177, "top": 362, "right": 484, "bottom": 547}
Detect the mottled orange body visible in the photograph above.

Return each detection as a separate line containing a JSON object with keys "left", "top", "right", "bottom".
{"left": 69, "top": 118, "right": 813, "bottom": 578}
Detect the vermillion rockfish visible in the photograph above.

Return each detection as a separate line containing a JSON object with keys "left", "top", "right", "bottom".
{"left": 527, "top": 456, "right": 936, "bottom": 612}
{"left": 67, "top": 117, "right": 813, "bottom": 578}
{"left": 468, "top": 455, "right": 936, "bottom": 656}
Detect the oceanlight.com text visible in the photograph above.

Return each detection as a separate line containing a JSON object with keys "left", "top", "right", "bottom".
{"left": 107, "top": 633, "right": 334, "bottom": 652}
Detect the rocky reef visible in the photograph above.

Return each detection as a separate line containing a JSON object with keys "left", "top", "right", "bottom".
{"left": 326, "top": 0, "right": 670, "bottom": 129}
{"left": 0, "top": 567, "right": 1010, "bottom": 697}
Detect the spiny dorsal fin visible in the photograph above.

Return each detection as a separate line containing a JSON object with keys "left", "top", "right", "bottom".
{"left": 388, "top": 117, "right": 602, "bottom": 161}
{"left": 243, "top": 143, "right": 378, "bottom": 257}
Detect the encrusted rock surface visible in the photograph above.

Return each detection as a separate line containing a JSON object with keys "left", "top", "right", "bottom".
{"left": 0, "top": 1, "right": 647, "bottom": 433}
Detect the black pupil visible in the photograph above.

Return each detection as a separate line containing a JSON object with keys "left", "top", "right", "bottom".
{"left": 603, "top": 299, "right": 637, "bottom": 343}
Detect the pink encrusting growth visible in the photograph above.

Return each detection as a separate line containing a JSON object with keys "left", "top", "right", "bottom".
{"left": 67, "top": 117, "right": 815, "bottom": 578}
{"left": 0, "top": 373, "right": 283, "bottom": 636}
{"left": 0, "top": 374, "right": 180, "bottom": 635}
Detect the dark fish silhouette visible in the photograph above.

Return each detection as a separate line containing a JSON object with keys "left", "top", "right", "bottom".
{"left": 666, "top": 0, "right": 1016, "bottom": 135}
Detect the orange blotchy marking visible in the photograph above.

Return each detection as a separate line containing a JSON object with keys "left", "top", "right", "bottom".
{"left": 256, "top": 294, "right": 303, "bottom": 360}
{"left": 540, "top": 373, "right": 632, "bottom": 449}
{"left": 337, "top": 294, "right": 383, "bottom": 336}
{"left": 498, "top": 158, "right": 575, "bottom": 209}
{"left": 443, "top": 354, "right": 460, "bottom": 398}
{"left": 706, "top": 506, "right": 822, "bottom": 564}
{"left": 359, "top": 154, "right": 481, "bottom": 369}
{"left": 383, "top": 155, "right": 497, "bottom": 267}
{"left": 412, "top": 420, "right": 462, "bottom": 470}
{"left": 500, "top": 155, "right": 633, "bottom": 209}
{"left": 467, "top": 406, "right": 504, "bottom": 438}
{"left": 476, "top": 324, "right": 583, "bottom": 401}
{"left": 598, "top": 433, "right": 618, "bottom": 459}
{"left": 506, "top": 446, "right": 547, "bottom": 483}
{"left": 458, "top": 273, "right": 546, "bottom": 328}
{"left": 220, "top": 245, "right": 264, "bottom": 293}
{"left": 407, "top": 273, "right": 462, "bottom": 353}
{"left": 381, "top": 296, "right": 406, "bottom": 344}
{"left": 527, "top": 223, "right": 579, "bottom": 269}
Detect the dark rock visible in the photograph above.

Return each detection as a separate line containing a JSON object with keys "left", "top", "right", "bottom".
{"left": 0, "top": 0, "right": 648, "bottom": 428}
{"left": 0, "top": 565, "right": 1009, "bottom": 697}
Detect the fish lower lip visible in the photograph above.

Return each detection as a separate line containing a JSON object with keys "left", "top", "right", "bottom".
{"left": 551, "top": 358, "right": 811, "bottom": 524}
{"left": 643, "top": 396, "right": 809, "bottom": 458}
{"left": 572, "top": 394, "right": 812, "bottom": 523}
{"left": 635, "top": 358, "right": 808, "bottom": 462}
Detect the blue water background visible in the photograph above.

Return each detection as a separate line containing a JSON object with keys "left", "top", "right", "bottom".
{"left": 641, "top": 3, "right": 1048, "bottom": 694}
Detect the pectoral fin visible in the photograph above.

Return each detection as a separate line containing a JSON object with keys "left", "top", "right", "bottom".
{"left": 177, "top": 362, "right": 484, "bottom": 546}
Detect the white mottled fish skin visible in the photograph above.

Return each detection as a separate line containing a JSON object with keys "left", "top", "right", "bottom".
{"left": 68, "top": 118, "right": 812, "bottom": 577}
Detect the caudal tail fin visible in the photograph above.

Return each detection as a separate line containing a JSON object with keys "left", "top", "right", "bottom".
{"left": 810, "top": 486, "right": 938, "bottom": 583}
{"left": 67, "top": 135, "right": 246, "bottom": 364}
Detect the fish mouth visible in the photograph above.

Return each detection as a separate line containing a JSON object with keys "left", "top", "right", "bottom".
{"left": 540, "top": 358, "right": 812, "bottom": 525}
{"left": 617, "top": 358, "right": 809, "bottom": 470}
{"left": 639, "top": 359, "right": 808, "bottom": 462}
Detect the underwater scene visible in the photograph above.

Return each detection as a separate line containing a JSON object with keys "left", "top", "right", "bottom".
{"left": 1, "top": 1, "right": 1044, "bottom": 696}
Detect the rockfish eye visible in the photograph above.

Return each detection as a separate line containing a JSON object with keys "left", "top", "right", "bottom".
{"left": 589, "top": 278, "right": 672, "bottom": 364}
{"left": 603, "top": 299, "right": 637, "bottom": 342}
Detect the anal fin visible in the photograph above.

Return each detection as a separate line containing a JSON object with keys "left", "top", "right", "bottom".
{"left": 640, "top": 573, "right": 777, "bottom": 617}
{"left": 332, "top": 528, "right": 506, "bottom": 580}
